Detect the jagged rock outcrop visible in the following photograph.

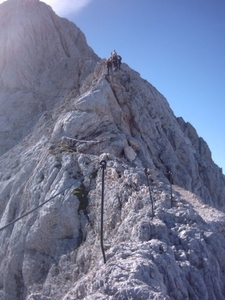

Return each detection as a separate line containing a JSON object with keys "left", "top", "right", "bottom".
{"left": 0, "top": 1, "right": 225, "bottom": 300}
{"left": 54, "top": 60, "right": 224, "bottom": 210}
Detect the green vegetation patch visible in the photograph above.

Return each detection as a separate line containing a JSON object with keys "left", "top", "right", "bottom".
{"left": 72, "top": 183, "right": 88, "bottom": 211}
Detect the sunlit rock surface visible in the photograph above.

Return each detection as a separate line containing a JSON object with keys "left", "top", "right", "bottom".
{"left": 0, "top": 0, "right": 99, "bottom": 156}
{"left": 0, "top": 1, "right": 225, "bottom": 299}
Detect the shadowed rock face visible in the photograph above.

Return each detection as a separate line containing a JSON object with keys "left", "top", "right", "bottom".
{"left": 0, "top": 1, "right": 225, "bottom": 299}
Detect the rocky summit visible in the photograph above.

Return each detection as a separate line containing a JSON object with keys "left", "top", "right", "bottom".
{"left": 0, "top": 1, "right": 225, "bottom": 300}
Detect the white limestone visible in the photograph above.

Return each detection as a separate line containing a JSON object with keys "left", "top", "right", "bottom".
{"left": 0, "top": 0, "right": 225, "bottom": 299}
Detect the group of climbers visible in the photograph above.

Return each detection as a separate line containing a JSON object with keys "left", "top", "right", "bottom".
{"left": 106, "top": 50, "right": 122, "bottom": 75}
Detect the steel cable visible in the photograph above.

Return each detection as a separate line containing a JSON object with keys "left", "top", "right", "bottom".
{"left": 144, "top": 168, "right": 154, "bottom": 219}
{"left": 100, "top": 160, "right": 107, "bottom": 263}
{"left": 0, "top": 167, "right": 100, "bottom": 232}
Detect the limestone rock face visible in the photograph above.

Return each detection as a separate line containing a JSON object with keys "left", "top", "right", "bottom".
{"left": 0, "top": 0, "right": 99, "bottom": 155}
{"left": 0, "top": 1, "right": 225, "bottom": 300}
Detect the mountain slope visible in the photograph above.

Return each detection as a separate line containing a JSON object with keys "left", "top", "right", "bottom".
{"left": 0, "top": 0, "right": 99, "bottom": 155}
{"left": 0, "top": 1, "right": 225, "bottom": 299}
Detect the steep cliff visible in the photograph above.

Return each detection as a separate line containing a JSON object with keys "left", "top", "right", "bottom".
{"left": 0, "top": 0, "right": 99, "bottom": 155}
{"left": 0, "top": 1, "right": 225, "bottom": 299}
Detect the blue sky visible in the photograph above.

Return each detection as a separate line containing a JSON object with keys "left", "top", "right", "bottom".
{"left": 40, "top": 0, "right": 225, "bottom": 173}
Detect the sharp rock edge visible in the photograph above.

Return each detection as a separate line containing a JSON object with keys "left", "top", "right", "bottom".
{"left": 0, "top": 1, "right": 225, "bottom": 299}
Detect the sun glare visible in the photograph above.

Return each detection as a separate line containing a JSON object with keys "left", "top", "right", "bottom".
{"left": 42, "top": 0, "right": 93, "bottom": 15}
{"left": 0, "top": 0, "right": 92, "bottom": 16}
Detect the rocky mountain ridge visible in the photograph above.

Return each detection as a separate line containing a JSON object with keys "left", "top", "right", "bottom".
{"left": 0, "top": 0, "right": 225, "bottom": 299}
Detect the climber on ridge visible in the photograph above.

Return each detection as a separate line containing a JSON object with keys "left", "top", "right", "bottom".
{"left": 106, "top": 50, "right": 122, "bottom": 74}
{"left": 117, "top": 55, "right": 122, "bottom": 69}
{"left": 106, "top": 59, "right": 112, "bottom": 75}
{"left": 112, "top": 53, "right": 118, "bottom": 70}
